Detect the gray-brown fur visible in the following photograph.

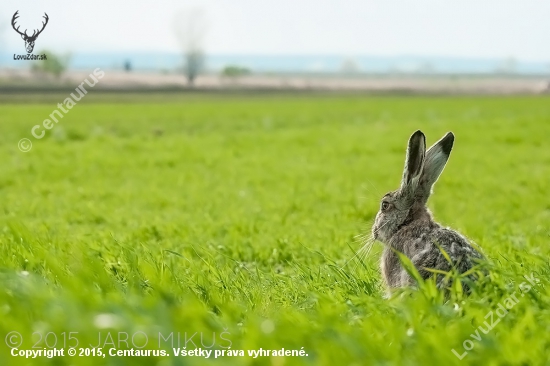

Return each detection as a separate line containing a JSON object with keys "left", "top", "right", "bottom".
{"left": 372, "top": 130, "right": 483, "bottom": 292}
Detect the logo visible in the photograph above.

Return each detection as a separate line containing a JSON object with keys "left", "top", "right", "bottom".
{"left": 12, "top": 10, "right": 49, "bottom": 54}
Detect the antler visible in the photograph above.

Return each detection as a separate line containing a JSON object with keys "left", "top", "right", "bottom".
{"left": 36, "top": 13, "right": 49, "bottom": 37}
{"left": 30, "top": 13, "right": 49, "bottom": 39}
{"left": 11, "top": 11, "right": 27, "bottom": 37}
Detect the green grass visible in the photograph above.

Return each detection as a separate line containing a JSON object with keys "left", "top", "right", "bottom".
{"left": 0, "top": 94, "right": 549, "bottom": 365}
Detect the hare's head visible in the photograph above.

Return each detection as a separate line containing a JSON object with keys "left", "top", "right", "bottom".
{"left": 372, "top": 130, "right": 454, "bottom": 243}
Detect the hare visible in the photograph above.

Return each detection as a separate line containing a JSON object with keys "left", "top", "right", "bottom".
{"left": 372, "top": 130, "right": 482, "bottom": 292}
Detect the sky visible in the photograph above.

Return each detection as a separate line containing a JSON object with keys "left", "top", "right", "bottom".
{"left": 1, "top": 0, "right": 550, "bottom": 61}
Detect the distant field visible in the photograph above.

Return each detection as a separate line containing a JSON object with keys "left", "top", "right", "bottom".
{"left": 0, "top": 94, "right": 549, "bottom": 365}
{"left": 2, "top": 69, "right": 550, "bottom": 94}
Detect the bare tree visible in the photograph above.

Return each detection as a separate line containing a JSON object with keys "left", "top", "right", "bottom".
{"left": 173, "top": 8, "right": 208, "bottom": 86}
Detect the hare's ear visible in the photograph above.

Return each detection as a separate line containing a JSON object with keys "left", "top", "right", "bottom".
{"left": 400, "top": 130, "right": 426, "bottom": 192}
{"left": 419, "top": 132, "right": 454, "bottom": 200}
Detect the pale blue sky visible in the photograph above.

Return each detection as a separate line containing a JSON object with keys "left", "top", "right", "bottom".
{"left": 2, "top": 0, "right": 550, "bottom": 61}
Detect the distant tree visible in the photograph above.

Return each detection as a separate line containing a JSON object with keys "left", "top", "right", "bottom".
{"left": 340, "top": 57, "right": 360, "bottom": 74}
{"left": 495, "top": 57, "right": 517, "bottom": 75}
{"left": 174, "top": 8, "right": 208, "bottom": 86}
{"left": 221, "top": 65, "right": 251, "bottom": 78}
{"left": 417, "top": 61, "right": 435, "bottom": 74}
{"left": 31, "top": 50, "right": 71, "bottom": 78}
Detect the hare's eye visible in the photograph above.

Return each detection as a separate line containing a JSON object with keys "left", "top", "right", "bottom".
{"left": 381, "top": 201, "right": 390, "bottom": 211}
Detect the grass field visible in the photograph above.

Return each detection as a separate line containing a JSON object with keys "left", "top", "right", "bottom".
{"left": 0, "top": 93, "right": 549, "bottom": 365}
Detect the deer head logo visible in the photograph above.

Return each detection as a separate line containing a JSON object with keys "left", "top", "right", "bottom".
{"left": 12, "top": 11, "right": 49, "bottom": 54}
